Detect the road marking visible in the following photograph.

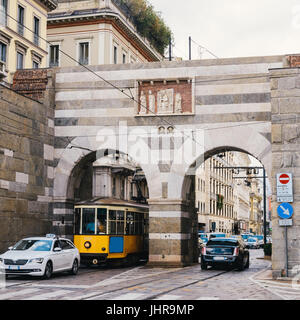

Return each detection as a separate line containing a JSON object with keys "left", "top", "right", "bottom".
{"left": 0, "top": 288, "right": 38, "bottom": 300}
{"left": 24, "top": 290, "right": 70, "bottom": 300}
{"left": 155, "top": 294, "right": 181, "bottom": 300}
{"left": 110, "top": 293, "right": 145, "bottom": 300}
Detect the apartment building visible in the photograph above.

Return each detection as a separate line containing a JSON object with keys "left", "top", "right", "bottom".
{"left": 0, "top": 0, "right": 57, "bottom": 84}
{"left": 46, "top": 0, "right": 163, "bottom": 68}
{"left": 196, "top": 152, "right": 263, "bottom": 235}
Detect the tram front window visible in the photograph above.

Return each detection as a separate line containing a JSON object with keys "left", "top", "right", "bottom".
{"left": 82, "top": 208, "right": 96, "bottom": 234}
{"left": 97, "top": 208, "right": 107, "bottom": 234}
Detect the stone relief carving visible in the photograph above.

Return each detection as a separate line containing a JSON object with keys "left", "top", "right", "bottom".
{"left": 148, "top": 90, "right": 155, "bottom": 114}
{"left": 157, "top": 89, "right": 174, "bottom": 114}
{"left": 137, "top": 79, "right": 193, "bottom": 116}
{"left": 175, "top": 93, "right": 182, "bottom": 113}
{"left": 139, "top": 91, "right": 147, "bottom": 114}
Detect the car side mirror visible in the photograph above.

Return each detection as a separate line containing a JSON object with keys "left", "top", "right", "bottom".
{"left": 53, "top": 247, "right": 62, "bottom": 252}
{"left": 8, "top": 246, "right": 13, "bottom": 250}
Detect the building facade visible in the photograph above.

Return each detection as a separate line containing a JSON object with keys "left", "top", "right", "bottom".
{"left": 195, "top": 152, "right": 264, "bottom": 235}
{"left": 46, "top": 0, "right": 162, "bottom": 68}
{"left": 0, "top": 0, "right": 57, "bottom": 84}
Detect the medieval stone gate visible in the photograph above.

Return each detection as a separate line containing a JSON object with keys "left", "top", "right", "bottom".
{"left": 45, "top": 54, "right": 300, "bottom": 277}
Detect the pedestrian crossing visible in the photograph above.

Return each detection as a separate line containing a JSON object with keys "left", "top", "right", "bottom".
{"left": 252, "top": 279, "right": 300, "bottom": 300}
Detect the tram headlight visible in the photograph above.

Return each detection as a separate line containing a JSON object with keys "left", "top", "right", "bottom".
{"left": 84, "top": 241, "right": 91, "bottom": 249}
{"left": 101, "top": 247, "right": 106, "bottom": 251}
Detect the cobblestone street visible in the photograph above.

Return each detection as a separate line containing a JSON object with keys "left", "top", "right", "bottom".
{"left": 0, "top": 249, "right": 294, "bottom": 300}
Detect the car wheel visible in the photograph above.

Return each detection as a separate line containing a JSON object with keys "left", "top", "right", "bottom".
{"left": 43, "top": 261, "right": 53, "bottom": 279}
{"left": 69, "top": 259, "right": 79, "bottom": 275}
{"left": 201, "top": 261, "right": 207, "bottom": 270}
{"left": 245, "top": 255, "right": 250, "bottom": 269}
{"left": 237, "top": 258, "right": 245, "bottom": 271}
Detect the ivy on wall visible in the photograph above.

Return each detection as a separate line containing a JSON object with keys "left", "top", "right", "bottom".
{"left": 118, "top": 0, "right": 173, "bottom": 56}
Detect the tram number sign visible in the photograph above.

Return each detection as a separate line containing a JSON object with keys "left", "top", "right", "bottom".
{"left": 276, "top": 173, "right": 293, "bottom": 203}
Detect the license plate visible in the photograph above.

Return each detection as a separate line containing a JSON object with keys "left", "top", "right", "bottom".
{"left": 8, "top": 265, "right": 20, "bottom": 270}
{"left": 213, "top": 256, "right": 225, "bottom": 261}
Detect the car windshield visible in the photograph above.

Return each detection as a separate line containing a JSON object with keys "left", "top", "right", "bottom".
{"left": 248, "top": 238, "right": 256, "bottom": 242}
{"left": 12, "top": 239, "right": 53, "bottom": 251}
{"left": 207, "top": 239, "right": 238, "bottom": 246}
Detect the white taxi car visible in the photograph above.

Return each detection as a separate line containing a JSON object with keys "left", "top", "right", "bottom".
{"left": 0, "top": 234, "right": 80, "bottom": 279}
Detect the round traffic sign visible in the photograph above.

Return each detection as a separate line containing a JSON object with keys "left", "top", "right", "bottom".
{"left": 277, "top": 203, "right": 293, "bottom": 219}
{"left": 279, "top": 174, "right": 290, "bottom": 185}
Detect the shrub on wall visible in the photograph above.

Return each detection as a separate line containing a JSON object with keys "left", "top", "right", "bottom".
{"left": 117, "top": 0, "right": 173, "bottom": 55}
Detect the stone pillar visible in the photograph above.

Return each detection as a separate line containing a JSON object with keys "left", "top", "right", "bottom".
{"left": 92, "top": 166, "right": 112, "bottom": 198}
{"left": 270, "top": 66, "right": 300, "bottom": 278}
{"left": 147, "top": 199, "right": 198, "bottom": 267}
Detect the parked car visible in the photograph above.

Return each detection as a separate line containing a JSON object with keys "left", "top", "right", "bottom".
{"left": 241, "top": 233, "right": 253, "bottom": 242}
{"left": 0, "top": 234, "right": 80, "bottom": 279}
{"left": 245, "top": 237, "right": 260, "bottom": 249}
{"left": 229, "top": 235, "right": 244, "bottom": 242}
{"left": 200, "top": 237, "right": 249, "bottom": 271}
{"left": 209, "top": 232, "right": 226, "bottom": 240}
{"left": 251, "top": 235, "right": 264, "bottom": 248}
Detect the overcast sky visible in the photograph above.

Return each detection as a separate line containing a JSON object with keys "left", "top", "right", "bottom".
{"left": 150, "top": 0, "right": 300, "bottom": 60}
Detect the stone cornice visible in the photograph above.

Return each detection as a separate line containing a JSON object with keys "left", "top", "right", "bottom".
{"left": 36, "top": 0, "right": 58, "bottom": 11}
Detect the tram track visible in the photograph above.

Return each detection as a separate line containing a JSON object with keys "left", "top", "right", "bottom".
{"left": 78, "top": 267, "right": 231, "bottom": 300}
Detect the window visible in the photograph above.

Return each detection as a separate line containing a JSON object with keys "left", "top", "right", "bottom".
{"left": 122, "top": 53, "right": 126, "bottom": 64}
{"left": 79, "top": 42, "right": 89, "bottom": 65}
{"left": 49, "top": 44, "right": 59, "bottom": 67}
{"left": 17, "top": 5, "right": 25, "bottom": 36}
{"left": 60, "top": 240, "right": 74, "bottom": 250}
{"left": 32, "top": 60, "right": 39, "bottom": 69}
{"left": 97, "top": 208, "right": 107, "bottom": 234}
{"left": 113, "top": 45, "right": 117, "bottom": 64}
{"left": 16, "top": 51, "right": 23, "bottom": 69}
{"left": 0, "top": 0, "right": 8, "bottom": 26}
{"left": 33, "top": 16, "right": 39, "bottom": 46}
{"left": 108, "top": 210, "right": 124, "bottom": 235}
{"left": 82, "top": 208, "right": 95, "bottom": 234}
{"left": 0, "top": 41, "right": 6, "bottom": 62}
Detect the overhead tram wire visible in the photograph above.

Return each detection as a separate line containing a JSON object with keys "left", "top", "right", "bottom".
{"left": 2, "top": 13, "right": 296, "bottom": 144}
{"left": 3, "top": 12, "right": 205, "bottom": 150}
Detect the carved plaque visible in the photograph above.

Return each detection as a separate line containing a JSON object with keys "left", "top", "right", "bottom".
{"left": 137, "top": 79, "right": 193, "bottom": 116}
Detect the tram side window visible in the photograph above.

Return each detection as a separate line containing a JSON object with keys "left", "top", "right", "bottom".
{"left": 97, "top": 208, "right": 107, "bottom": 234}
{"left": 82, "top": 208, "right": 96, "bottom": 234}
{"left": 126, "top": 211, "right": 135, "bottom": 235}
{"left": 74, "top": 208, "right": 81, "bottom": 234}
{"left": 125, "top": 212, "right": 144, "bottom": 235}
{"left": 108, "top": 210, "right": 124, "bottom": 234}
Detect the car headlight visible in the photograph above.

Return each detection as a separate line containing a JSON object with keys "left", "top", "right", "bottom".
{"left": 28, "top": 258, "right": 44, "bottom": 264}
{"left": 0, "top": 258, "right": 3, "bottom": 264}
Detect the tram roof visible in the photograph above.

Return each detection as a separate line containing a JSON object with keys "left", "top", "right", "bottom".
{"left": 74, "top": 197, "right": 149, "bottom": 209}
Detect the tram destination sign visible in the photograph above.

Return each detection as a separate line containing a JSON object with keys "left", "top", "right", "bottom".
{"left": 276, "top": 173, "right": 293, "bottom": 203}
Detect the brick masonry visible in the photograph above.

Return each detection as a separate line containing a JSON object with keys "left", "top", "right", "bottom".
{"left": 0, "top": 69, "right": 55, "bottom": 252}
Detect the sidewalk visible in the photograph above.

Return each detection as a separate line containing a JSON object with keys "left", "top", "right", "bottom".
{"left": 253, "top": 260, "right": 300, "bottom": 284}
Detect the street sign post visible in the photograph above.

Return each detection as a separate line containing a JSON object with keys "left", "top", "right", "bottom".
{"left": 276, "top": 173, "right": 293, "bottom": 202}
{"left": 277, "top": 202, "right": 294, "bottom": 278}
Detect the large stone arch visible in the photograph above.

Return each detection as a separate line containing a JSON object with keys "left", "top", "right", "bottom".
{"left": 176, "top": 124, "right": 272, "bottom": 201}
{"left": 54, "top": 135, "right": 162, "bottom": 202}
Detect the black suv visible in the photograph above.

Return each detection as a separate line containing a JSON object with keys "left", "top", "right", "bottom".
{"left": 201, "top": 237, "right": 249, "bottom": 271}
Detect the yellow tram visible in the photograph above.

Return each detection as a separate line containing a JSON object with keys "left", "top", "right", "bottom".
{"left": 73, "top": 198, "right": 149, "bottom": 266}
